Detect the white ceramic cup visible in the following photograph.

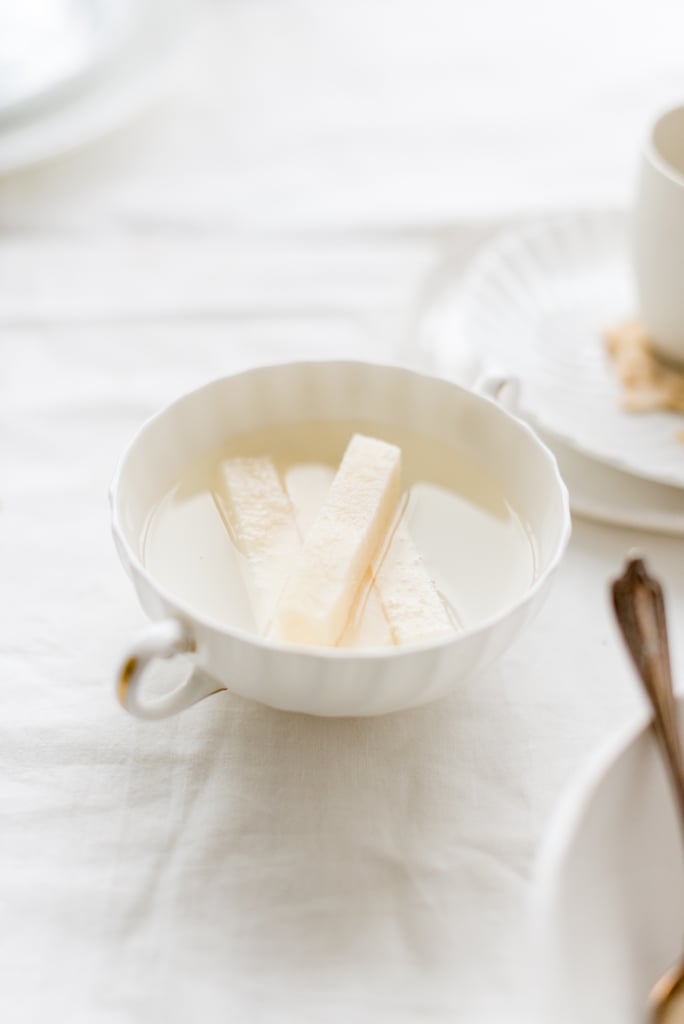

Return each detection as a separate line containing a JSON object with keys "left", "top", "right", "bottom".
{"left": 110, "top": 361, "right": 570, "bottom": 719}
{"left": 634, "top": 104, "right": 684, "bottom": 364}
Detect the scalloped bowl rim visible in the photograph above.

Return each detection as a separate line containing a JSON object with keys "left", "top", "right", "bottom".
{"left": 110, "top": 359, "right": 572, "bottom": 663}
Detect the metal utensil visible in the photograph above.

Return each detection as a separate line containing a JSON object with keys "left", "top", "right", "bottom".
{"left": 613, "top": 557, "right": 684, "bottom": 1024}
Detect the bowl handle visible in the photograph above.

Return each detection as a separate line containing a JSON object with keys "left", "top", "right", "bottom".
{"left": 474, "top": 373, "right": 520, "bottom": 410}
{"left": 116, "top": 618, "right": 224, "bottom": 720}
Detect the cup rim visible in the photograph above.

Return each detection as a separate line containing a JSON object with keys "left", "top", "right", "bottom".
{"left": 110, "top": 359, "right": 571, "bottom": 661}
{"left": 644, "top": 103, "right": 684, "bottom": 188}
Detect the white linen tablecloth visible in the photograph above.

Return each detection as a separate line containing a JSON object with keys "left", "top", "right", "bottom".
{"left": 3, "top": 2, "right": 684, "bottom": 1021}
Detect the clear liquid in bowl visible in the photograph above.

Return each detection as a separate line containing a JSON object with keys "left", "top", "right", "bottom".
{"left": 142, "top": 419, "right": 538, "bottom": 647}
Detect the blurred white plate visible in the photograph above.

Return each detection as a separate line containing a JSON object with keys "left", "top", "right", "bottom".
{"left": 0, "top": 0, "right": 188, "bottom": 174}
{"left": 0, "top": 1, "right": 134, "bottom": 124}
{"left": 534, "top": 701, "right": 684, "bottom": 1024}
{"left": 456, "top": 211, "right": 684, "bottom": 489}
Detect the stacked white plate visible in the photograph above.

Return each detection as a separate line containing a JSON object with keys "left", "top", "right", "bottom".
{"left": 0, "top": 0, "right": 187, "bottom": 173}
{"left": 420, "top": 209, "right": 684, "bottom": 535}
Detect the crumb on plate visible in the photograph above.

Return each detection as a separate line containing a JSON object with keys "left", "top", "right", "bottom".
{"left": 604, "top": 320, "right": 684, "bottom": 415}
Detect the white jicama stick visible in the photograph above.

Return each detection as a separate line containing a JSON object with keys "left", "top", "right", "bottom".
{"left": 374, "top": 523, "right": 454, "bottom": 645}
{"left": 338, "top": 570, "right": 394, "bottom": 647}
{"left": 271, "top": 434, "right": 401, "bottom": 646}
{"left": 214, "top": 456, "right": 300, "bottom": 633}
{"left": 286, "top": 463, "right": 392, "bottom": 648}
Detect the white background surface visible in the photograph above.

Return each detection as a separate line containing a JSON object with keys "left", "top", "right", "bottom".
{"left": 3, "top": 2, "right": 684, "bottom": 1021}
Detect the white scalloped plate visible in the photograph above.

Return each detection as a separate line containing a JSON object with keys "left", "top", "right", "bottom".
{"left": 417, "top": 281, "right": 684, "bottom": 536}
{"left": 457, "top": 211, "right": 684, "bottom": 489}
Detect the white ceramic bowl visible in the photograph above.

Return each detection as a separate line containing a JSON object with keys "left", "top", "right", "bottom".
{"left": 110, "top": 361, "right": 570, "bottom": 719}
{"left": 534, "top": 702, "right": 684, "bottom": 1024}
